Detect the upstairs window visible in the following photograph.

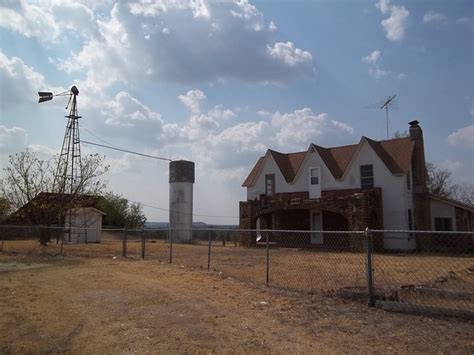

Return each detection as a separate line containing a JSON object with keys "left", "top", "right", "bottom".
{"left": 310, "top": 167, "right": 320, "bottom": 185}
{"left": 360, "top": 164, "right": 374, "bottom": 189}
{"left": 265, "top": 174, "right": 275, "bottom": 196}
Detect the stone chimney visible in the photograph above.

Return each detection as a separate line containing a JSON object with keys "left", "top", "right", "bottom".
{"left": 409, "top": 120, "right": 431, "bottom": 230}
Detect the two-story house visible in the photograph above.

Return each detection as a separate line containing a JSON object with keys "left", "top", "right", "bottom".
{"left": 239, "top": 121, "right": 473, "bottom": 250}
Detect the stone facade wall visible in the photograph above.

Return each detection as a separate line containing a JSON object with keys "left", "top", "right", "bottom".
{"left": 239, "top": 188, "right": 384, "bottom": 250}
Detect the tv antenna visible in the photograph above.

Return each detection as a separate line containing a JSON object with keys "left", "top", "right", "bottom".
{"left": 380, "top": 94, "right": 396, "bottom": 140}
{"left": 38, "top": 86, "right": 83, "bottom": 195}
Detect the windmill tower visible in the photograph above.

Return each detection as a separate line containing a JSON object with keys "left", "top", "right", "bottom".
{"left": 38, "top": 86, "right": 82, "bottom": 195}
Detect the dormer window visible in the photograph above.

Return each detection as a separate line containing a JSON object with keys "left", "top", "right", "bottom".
{"left": 360, "top": 165, "right": 374, "bottom": 189}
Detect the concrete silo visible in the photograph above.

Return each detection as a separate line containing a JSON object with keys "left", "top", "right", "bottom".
{"left": 169, "top": 160, "right": 195, "bottom": 243}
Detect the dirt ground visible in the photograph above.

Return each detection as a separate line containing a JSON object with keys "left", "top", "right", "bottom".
{"left": 1, "top": 254, "right": 473, "bottom": 354}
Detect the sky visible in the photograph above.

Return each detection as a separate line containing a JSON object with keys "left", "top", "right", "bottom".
{"left": 0, "top": 0, "right": 473, "bottom": 224}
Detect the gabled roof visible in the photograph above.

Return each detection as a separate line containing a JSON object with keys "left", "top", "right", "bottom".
{"left": 428, "top": 193, "right": 474, "bottom": 213}
{"left": 3, "top": 192, "right": 103, "bottom": 225}
{"left": 242, "top": 136, "right": 415, "bottom": 187}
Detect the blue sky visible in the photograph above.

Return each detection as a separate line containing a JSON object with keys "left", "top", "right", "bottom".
{"left": 1, "top": 0, "right": 473, "bottom": 223}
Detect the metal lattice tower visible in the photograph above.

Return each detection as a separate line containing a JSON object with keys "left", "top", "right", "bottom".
{"left": 38, "top": 86, "right": 83, "bottom": 195}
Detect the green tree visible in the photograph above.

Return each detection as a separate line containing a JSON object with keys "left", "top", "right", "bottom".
{"left": 98, "top": 192, "right": 146, "bottom": 228}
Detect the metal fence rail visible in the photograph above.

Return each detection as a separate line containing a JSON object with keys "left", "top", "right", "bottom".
{"left": 1, "top": 225, "right": 473, "bottom": 317}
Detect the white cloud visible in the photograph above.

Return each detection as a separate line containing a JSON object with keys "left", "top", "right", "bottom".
{"left": 361, "top": 50, "right": 387, "bottom": 79}
{"left": 362, "top": 50, "right": 381, "bottom": 65}
{"left": 102, "top": 92, "right": 163, "bottom": 128}
{"left": 268, "top": 21, "right": 277, "bottom": 31}
{"left": 0, "top": 0, "right": 98, "bottom": 42}
{"left": 266, "top": 42, "right": 312, "bottom": 67}
{"left": 447, "top": 124, "right": 474, "bottom": 148}
{"left": 50, "top": 1, "right": 313, "bottom": 89}
{"left": 0, "top": 51, "right": 66, "bottom": 109}
{"left": 376, "top": 0, "right": 409, "bottom": 41}
{"left": 423, "top": 10, "right": 447, "bottom": 24}
{"left": 331, "top": 120, "right": 354, "bottom": 135}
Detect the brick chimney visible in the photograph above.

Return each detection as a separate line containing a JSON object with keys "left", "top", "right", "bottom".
{"left": 409, "top": 120, "right": 427, "bottom": 193}
{"left": 409, "top": 120, "right": 431, "bottom": 229}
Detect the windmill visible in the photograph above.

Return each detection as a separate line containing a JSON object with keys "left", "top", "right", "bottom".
{"left": 38, "top": 86, "right": 83, "bottom": 195}
{"left": 379, "top": 94, "right": 397, "bottom": 140}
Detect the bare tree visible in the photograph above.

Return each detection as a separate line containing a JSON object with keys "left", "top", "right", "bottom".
{"left": 1, "top": 150, "right": 109, "bottom": 244}
{"left": 450, "top": 182, "right": 474, "bottom": 205}
{"left": 426, "top": 162, "right": 453, "bottom": 197}
{"left": 426, "top": 162, "right": 474, "bottom": 205}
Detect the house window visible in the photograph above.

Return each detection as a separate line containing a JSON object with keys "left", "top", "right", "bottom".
{"left": 310, "top": 167, "right": 319, "bottom": 185}
{"left": 265, "top": 174, "right": 275, "bottom": 196}
{"left": 408, "top": 209, "right": 413, "bottom": 230}
{"left": 434, "top": 217, "right": 452, "bottom": 231}
{"left": 360, "top": 165, "right": 374, "bottom": 189}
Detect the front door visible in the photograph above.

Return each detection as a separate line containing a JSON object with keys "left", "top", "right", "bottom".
{"left": 311, "top": 212, "right": 323, "bottom": 244}
{"left": 309, "top": 167, "right": 321, "bottom": 199}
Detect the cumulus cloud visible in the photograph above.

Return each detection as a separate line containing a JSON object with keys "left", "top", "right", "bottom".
{"left": 0, "top": 52, "right": 46, "bottom": 109}
{"left": 266, "top": 42, "right": 312, "bottom": 67}
{"left": 376, "top": 0, "right": 409, "bottom": 41}
{"left": 52, "top": 1, "right": 313, "bottom": 88}
{"left": 447, "top": 124, "right": 474, "bottom": 148}
{"left": 0, "top": 0, "right": 98, "bottom": 42}
{"left": 423, "top": 10, "right": 447, "bottom": 24}
{"left": 361, "top": 50, "right": 387, "bottom": 79}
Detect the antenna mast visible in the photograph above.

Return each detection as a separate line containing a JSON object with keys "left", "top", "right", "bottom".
{"left": 38, "top": 86, "right": 83, "bottom": 195}
{"left": 380, "top": 94, "right": 396, "bottom": 139}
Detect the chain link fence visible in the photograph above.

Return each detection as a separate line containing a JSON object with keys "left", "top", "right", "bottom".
{"left": 1, "top": 225, "right": 473, "bottom": 317}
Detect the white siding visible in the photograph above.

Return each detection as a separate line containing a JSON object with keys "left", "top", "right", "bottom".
{"left": 65, "top": 208, "right": 103, "bottom": 243}
{"left": 430, "top": 200, "right": 457, "bottom": 231}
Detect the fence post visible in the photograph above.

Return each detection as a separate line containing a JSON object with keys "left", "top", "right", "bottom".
{"left": 59, "top": 232, "right": 64, "bottom": 256}
{"left": 365, "top": 227, "right": 375, "bottom": 307}
{"left": 141, "top": 229, "right": 146, "bottom": 260}
{"left": 266, "top": 230, "right": 270, "bottom": 287}
{"left": 169, "top": 229, "right": 173, "bottom": 264}
{"left": 208, "top": 231, "right": 212, "bottom": 270}
{"left": 122, "top": 228, "right": 127, "bottom": 258}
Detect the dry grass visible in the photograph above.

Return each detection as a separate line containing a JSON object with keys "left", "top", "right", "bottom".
{"left": 3, "top": 237, "right": 473, "bottom": 310}
{"left": 1, "top": 255, "right": 473, "bottom": 354}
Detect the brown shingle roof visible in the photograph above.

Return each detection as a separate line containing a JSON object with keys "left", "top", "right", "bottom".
{"left": 242, "top": 156, "right": 265, "bottom": 187}
{"left": 242, "top": 136, "right": 415, "bottom": 187}
{"left": 269, "top": 150, "right": 306, "bottom": 183}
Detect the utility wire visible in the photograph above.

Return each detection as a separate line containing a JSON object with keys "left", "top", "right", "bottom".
{"left": 78, "top": 126, "right": 237, "bottom": 219}
{"left": 134, "top": 200, "right": 239, "bottom": 219}
{"left": 81, "top": 140, "right": 172, "bottom": 162}
{"left": 79, "top": 124, "right": 121, "bottom": 149}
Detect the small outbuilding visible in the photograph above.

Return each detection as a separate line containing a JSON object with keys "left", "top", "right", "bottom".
{"left": 64, "top": 207, "right": 106, "bottom": 243}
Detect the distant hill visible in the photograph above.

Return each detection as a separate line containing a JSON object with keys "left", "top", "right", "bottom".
{"left": 145, "top": 222, "right": 238, "bottom": 230}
